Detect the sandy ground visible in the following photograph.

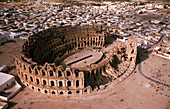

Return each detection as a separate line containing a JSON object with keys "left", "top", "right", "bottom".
{"left": 10, "top": 52, "right": 170, "bottom": 108}
{"left": 0, "top": 39, "right": 169, "bottom": 109}
{"left": 0, "top": 38, "right": 25, "bottom": 75}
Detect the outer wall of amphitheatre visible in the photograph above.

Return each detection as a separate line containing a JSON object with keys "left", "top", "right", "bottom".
{"left": 15, "top": 25, "right": 137, "bottom": 97}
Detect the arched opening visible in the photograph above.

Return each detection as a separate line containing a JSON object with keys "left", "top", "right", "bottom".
{"left": 59, "top": 81, "right": 62, "bottom": 87}
{"left": 25, "top": 74, "right": 27, "bottom": 80}
{"left": 67, "top": 81, "right": 71, "bottom": 87}
{"left": 60, "top": 91, "right": 63, "bottom": 95}
{"left": 35, "top": 68, "right": 38, "bottom": 75}
{"left": 43, "top": 80, "right": 47, "bottom": 85}
{"left": 76, "top": 90, "right": 79, "bottom": 94}
{"left": 84, "top": 89, "right": 87, "bottom": 94}
{"left": 68, "top": 91, "right": 72, "bottom": 95}
{"left": 42, "top": 70, "right": 45, "bottom": 76}
{"left": 58, "top": 71, "right": 62, "bottom": 77}
{"left": 52, "top": 91, "right": 55, "bottom": 95}
{"left": 30, "top": 77, "right": 33, "bottom": 82}
{"left": 76, "top": 80, "right": 79, "bottom": 87}
{"left": 36, "top": 79, "right": 39, "bottom": 84}
{"left": 130, "top": 57, "right": 133, "bottom": 61}
{"left": 75, "top": 72, "right": 79, "bottom": 77}
{"left": 32, "top": 86, "right": 34, "bottom": 90}
{"left": 24, "top": 65, "right": 26, "bottom": 70}
{"left": 44, "top": 90, "right": 47, "bottom": 94}
{"left": 67, "top": 71, "right": 71, "bottom": 77}
{"left": 93, "top": 40, "right": 95, "bottom": 45}
{"left": 131, "top": 49, "right": 134, "bottom": 54}
{"left": 38, "top": 89, "right": 41, "bottom": 92}
{"left": 49, "top": 70, "right": 53, "bottom": 76}
{"left": 51, "top": 81, "right": 55, "bottom": 86}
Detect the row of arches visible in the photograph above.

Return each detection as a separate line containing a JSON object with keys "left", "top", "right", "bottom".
{"left": 20, "top": 71, "right": 81, "bottom": 88}
{"left": 16, "top": 61, "right": 81, "bottom": 78}
{"left": 25, "top": 83, "right": 90, "bottom": 96}
{"left": 39, "top": 35, "right": 104, "bottom": 64}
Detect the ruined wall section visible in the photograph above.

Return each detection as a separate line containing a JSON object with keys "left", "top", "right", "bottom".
{"left": 15, "top": 25, "right": 137, "bottom": 97}
{"left": 22, "top": 25, "right": 109, "bottom": 65}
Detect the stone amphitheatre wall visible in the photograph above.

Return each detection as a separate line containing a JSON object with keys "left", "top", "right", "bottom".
{"left": 15, "top": 25, "right": 137, "bottom": 97}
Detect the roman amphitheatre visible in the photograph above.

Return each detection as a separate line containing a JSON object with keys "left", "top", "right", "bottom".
{"left": 15, "top": 25, "right": 137, "bottom": 96}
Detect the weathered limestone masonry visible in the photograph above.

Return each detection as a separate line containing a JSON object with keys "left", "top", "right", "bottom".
{"left": 15, "top": 25, "right": 137, "bottom": 97}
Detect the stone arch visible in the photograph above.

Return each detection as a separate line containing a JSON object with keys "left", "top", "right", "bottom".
{"left": 76, "top": 90, "right": 79, "bottom": 94}
{"left": 52, "top": 91, "right": 55, "bottom": 95}
{"left": 44, "top": 90, "right": 48, "bottom": 94}
{"left": 84, "top": 89, "right": 87, "bottom": 94}
{"left": 36, "top": 78, "right": 39, "bottom": 85}
{"left": 68, "top": 91, "right": 72, "bottom": 95}
{"left": 51, "top": 81, "right": 55, "bottom": 86}
{"left": 58, "top": 70, "right": 62, "bottom": 77}
{"left": 67, "top": 81, "right": 71, "bottom": 87}
{"left": 66, "top": 71, "right": 71, "bottom": 77}
{"left": 130, "top": 57, "right": 133, "bottom": 61}
{"left": 42, "top": 69, "right": 46, "bottom": 76}
{"left": 29, "top": 67, "right": 32, "bottom": 74}
{"left": 59, "top": 91, "right": 63, "bottom": 95}
{"left": 59, "top": 81, "right": 63, "bottom": 87}
{"left": 30, "top": 76, "right": 33, "bottom": 82}
{"left": 23, "top": 65, "right": 26, "bottom": 70}
{"left": 38, "top": 88, "right": 41, "bottom": 92}
{"left": 35, "top": 68, "right": 38, "bottom": 75}
{"left": 25, "top": 74, "right": 28, "bottom": 80}
{"left": 75, "top": 71, "right": 79, "bottom": 77}
{"left": 76, "top": 80, "right": 79, "bottom": 87}
{"left": 49, "top": 70, "right": 54, "bottom": 76}
{"left": 43, "top": 80, "right": 47, "bottom": 85}
{"left": 131, "top": 49, "right": 134, "bottom": 54}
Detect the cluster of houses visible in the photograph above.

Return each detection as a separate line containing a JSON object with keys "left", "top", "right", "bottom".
{"left": 0, "top": 1, "right": 169, "bottom": 56}
{"left": 0, "top": 65, "right": 21, "bottom": 109}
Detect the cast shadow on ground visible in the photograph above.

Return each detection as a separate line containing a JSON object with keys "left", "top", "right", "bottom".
{"left": 136, "top": 48, "right": 153, "bottom": 64}
{"left": 8, "top": 101, "right": 17, "bottom": 109}
{"left": 137, "top": 48, "right": 170, "bottom": 87}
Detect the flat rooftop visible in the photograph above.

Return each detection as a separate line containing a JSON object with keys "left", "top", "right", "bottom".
{"left": 0, "top": 72, "right": 14, "bottom": 86}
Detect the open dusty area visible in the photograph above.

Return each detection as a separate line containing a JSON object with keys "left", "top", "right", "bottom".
{"left": 8, "top": 51, "right": 170, "bottom": 109}
{"left": 0, "top": 39, "right": 25, "bottom": 66}
{"left": 61, "top": 50, "right": 103, "bottom": 68}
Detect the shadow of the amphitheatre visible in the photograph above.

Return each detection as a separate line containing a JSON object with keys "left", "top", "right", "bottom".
{"left": 136, "top": 34, "right": 170, "bottom": 87}
{"left": 137, "top": 53, "right": 170, "bottom": 87}
{"left": 137, "top": 48, "right": 153, "bottom": 64}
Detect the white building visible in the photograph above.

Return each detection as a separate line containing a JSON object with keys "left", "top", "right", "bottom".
{"left": 0, "top": 72, "right": 21, "bottom": 101}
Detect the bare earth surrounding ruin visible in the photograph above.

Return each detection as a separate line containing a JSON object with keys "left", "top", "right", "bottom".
{"left": 0, "top": 1, "right": 169, "bottom": 108}
{"left": 0, "top": 26, "right": 169, "bottom": 109}
{"left": 15, "top": 25, "right": 137, "bottom": 97}
{"left": 10, "top": 53, "right": 170, "bottom": 109}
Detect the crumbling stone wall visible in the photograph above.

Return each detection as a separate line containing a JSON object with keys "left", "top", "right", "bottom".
{"left": 15, "top": 25, "right": 137, "bottom": 97}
